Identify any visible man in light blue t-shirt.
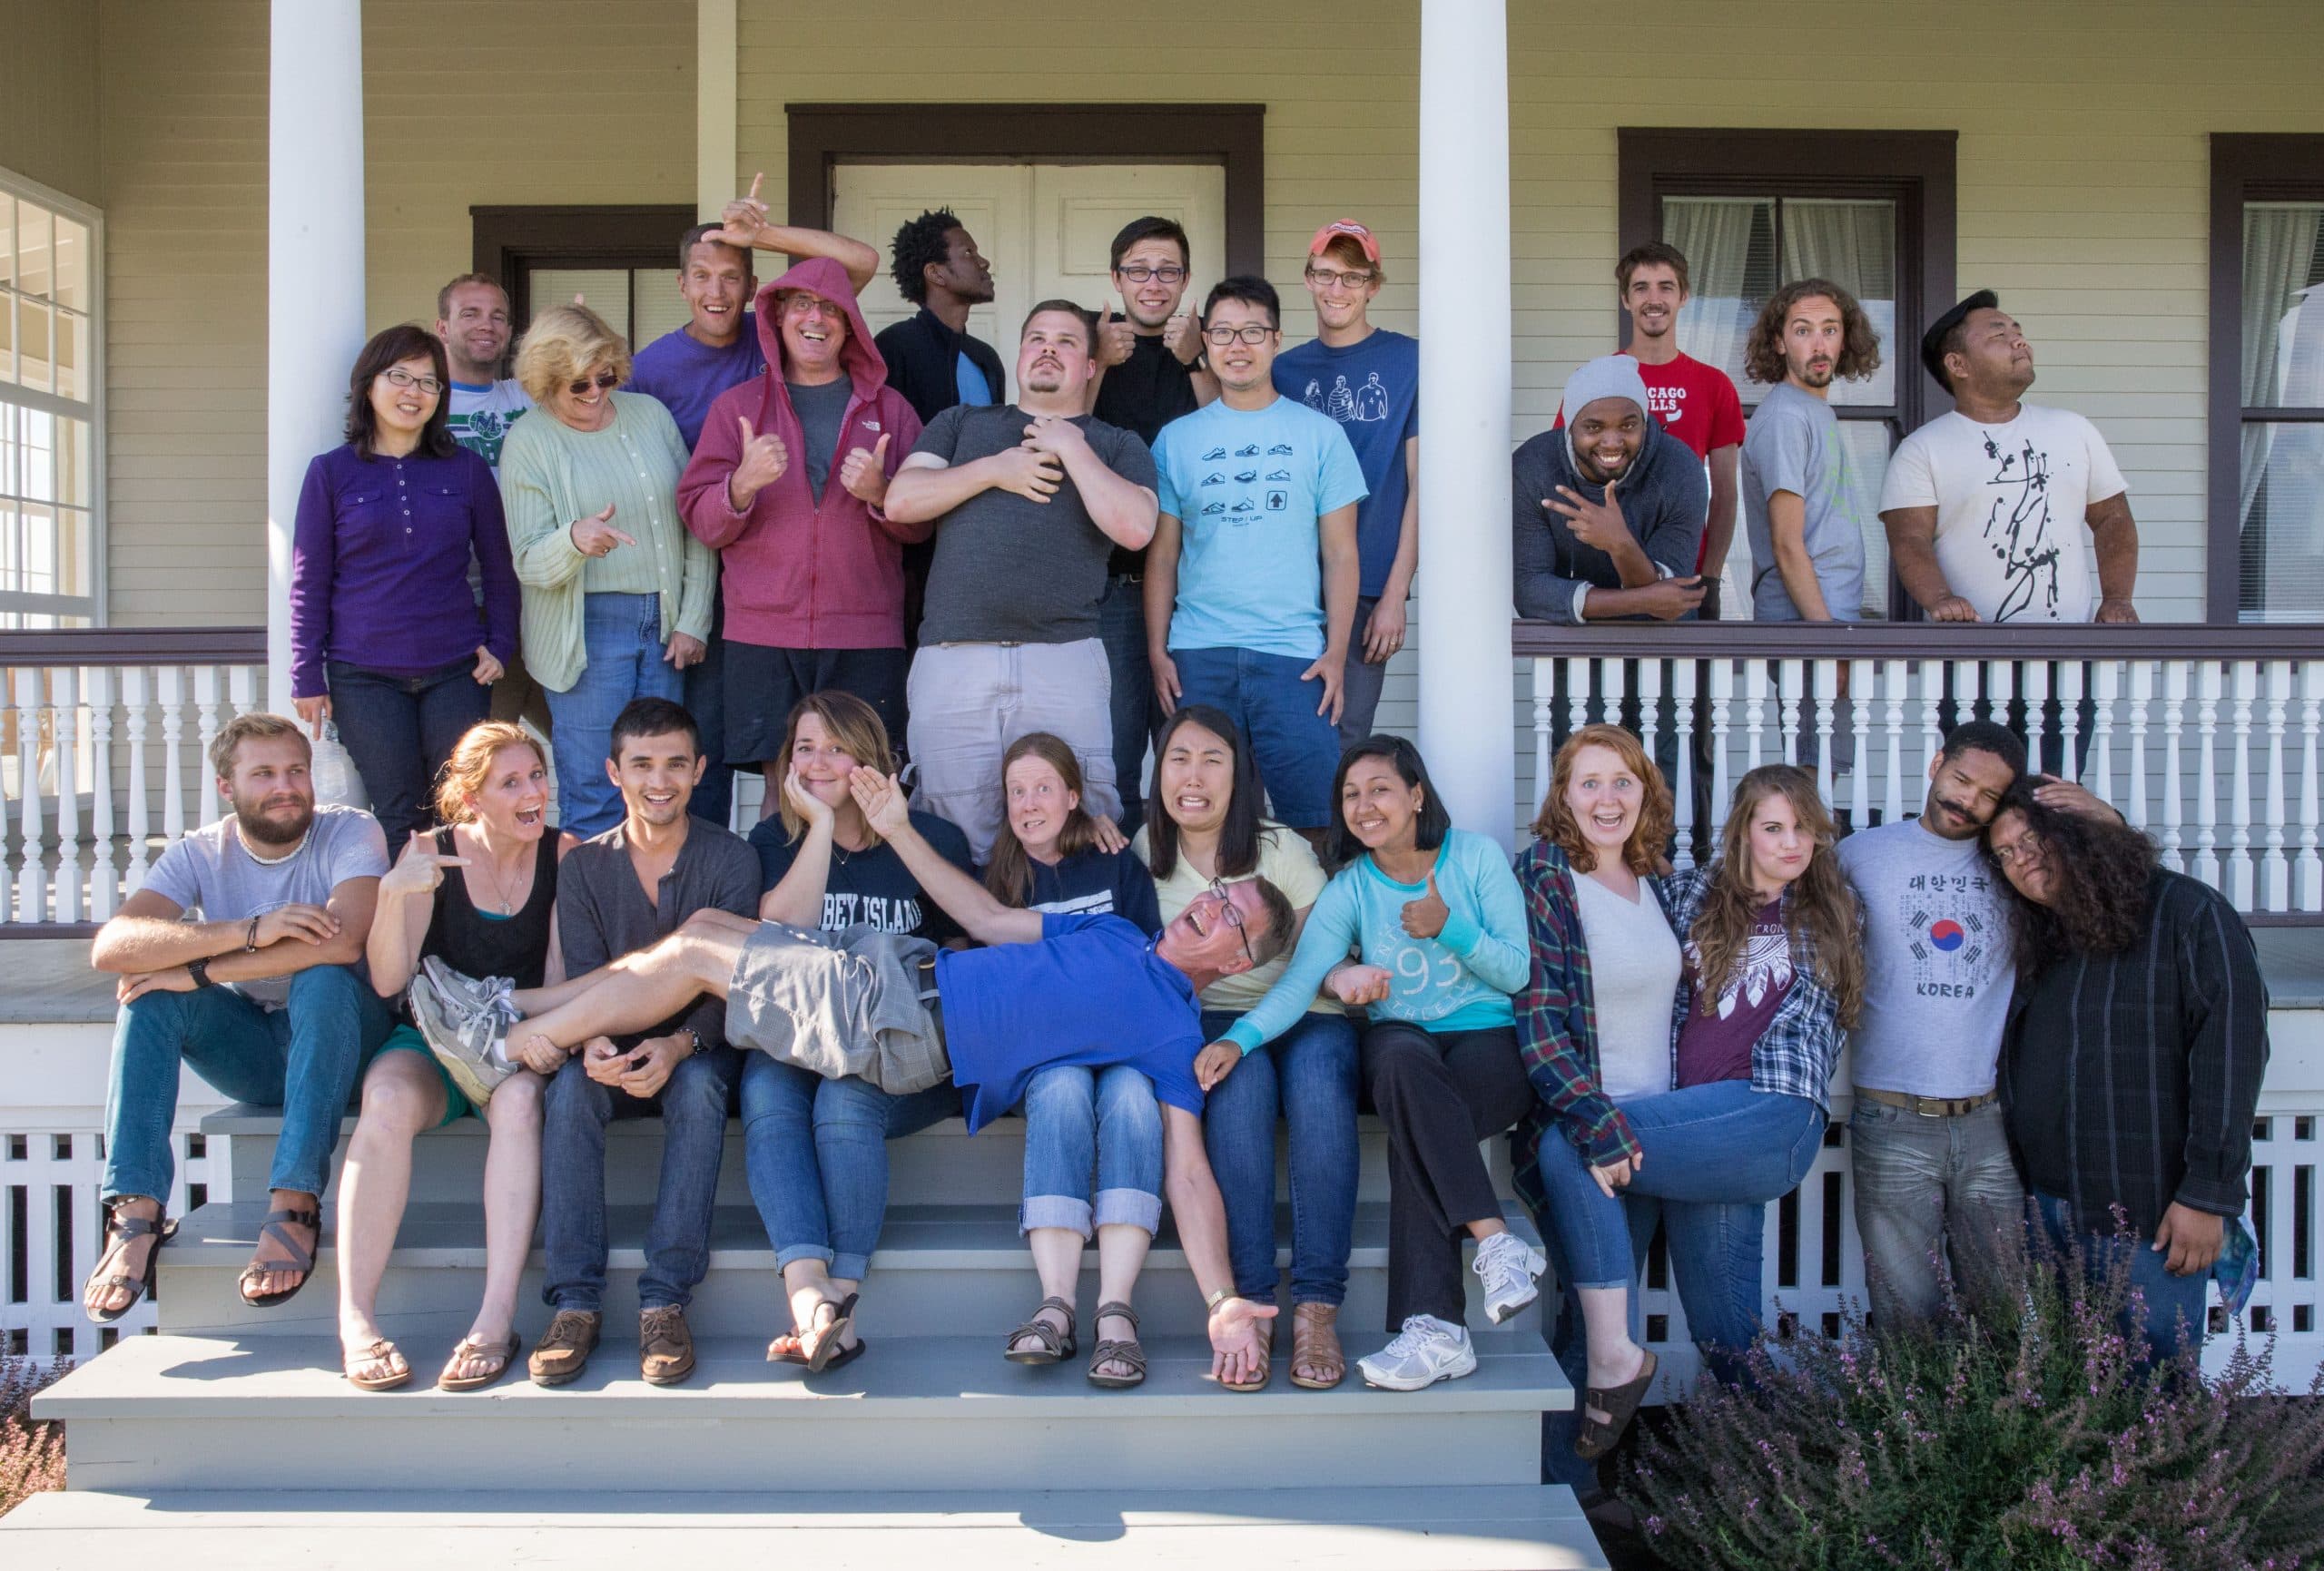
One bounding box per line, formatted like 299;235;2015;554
1147;277;1365;837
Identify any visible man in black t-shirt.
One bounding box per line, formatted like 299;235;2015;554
882;302;1160;862
1088;217;1220;832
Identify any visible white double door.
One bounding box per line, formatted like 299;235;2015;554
833;162;1226;402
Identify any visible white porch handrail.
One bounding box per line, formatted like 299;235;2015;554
1516;621;2324;921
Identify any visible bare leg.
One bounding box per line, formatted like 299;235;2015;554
515;921;744;1053
336;1052;447;1378
1579;1287;1648;1426
441;1070;543;1381
1092;1222;1152;1380
1010;1228;1083;1355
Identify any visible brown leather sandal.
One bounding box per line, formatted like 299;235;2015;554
438;1332;523;1393
1575;1348;1659;1460
343;1338;411;1392
1003;1295;1078;1365
1221;1312;1272;1392
1086;1301;1147;1389
1288;1301;1345;1389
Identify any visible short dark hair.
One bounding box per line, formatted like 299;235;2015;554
1616;241;1691;297
891;208;961;306
1110;215;1191;272
1741;278;1884;388
1201;275;1279;330
435;271;505;321
1021;299;1096;339
1324;735;1452;870
1938;719;2029;781
608;697;700;762
677;222;753;274
1246;876;1298;966
344;324;458;461
1924;288;2001;393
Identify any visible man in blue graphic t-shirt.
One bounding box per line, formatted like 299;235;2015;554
1272;220;1418;747
1147;277;1365;842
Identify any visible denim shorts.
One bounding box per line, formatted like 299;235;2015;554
1169;644;1341;828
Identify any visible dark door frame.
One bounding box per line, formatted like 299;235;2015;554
783;104;1267;278
470;204;697;329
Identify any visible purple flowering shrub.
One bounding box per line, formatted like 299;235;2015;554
1621;1226;2324;1570
0;1353;68;1518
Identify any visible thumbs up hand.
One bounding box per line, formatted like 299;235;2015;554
1400;869;1452;940
1163;310;1201;365
1094;300;1136;369
839;431;893;505
728;414;790;510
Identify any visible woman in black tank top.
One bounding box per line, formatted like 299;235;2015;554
340;722;563;1394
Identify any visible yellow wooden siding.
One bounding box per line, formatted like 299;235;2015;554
0;0;102;203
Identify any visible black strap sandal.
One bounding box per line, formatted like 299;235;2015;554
1575;1348;1659;1461
84;1203;175;1325
1003;1295;1078;1365
1087;1301;1147;1389
237;1205;321;1309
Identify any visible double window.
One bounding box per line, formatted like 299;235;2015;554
0;169;100;627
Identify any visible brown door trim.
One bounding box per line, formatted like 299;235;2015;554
470;204;698;329
783;103;1267;278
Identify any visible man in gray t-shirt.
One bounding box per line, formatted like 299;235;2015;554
883;302;1160;860
84;715;393;1323
1738;280;1876;624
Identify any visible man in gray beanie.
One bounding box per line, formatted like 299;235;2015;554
1512;354;1708;624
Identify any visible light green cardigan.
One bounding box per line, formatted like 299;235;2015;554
497;391;716;693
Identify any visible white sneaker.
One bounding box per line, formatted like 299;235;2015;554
1473;1231;1548;1324
1357;1314;1477;1391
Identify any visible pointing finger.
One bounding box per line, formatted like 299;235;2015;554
745;171;763;204
610;529;637;548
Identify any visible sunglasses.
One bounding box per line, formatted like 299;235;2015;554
567;370;621;397
1205;877;1258;970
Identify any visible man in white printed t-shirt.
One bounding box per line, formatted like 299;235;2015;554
1879;290;2141;626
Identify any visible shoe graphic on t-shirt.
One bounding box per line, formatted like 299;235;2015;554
1202;501;1226;515
1230;499;1256;513
1236;444;1260;457
1234;469;1258;483
1265;468;1292;482
1267;443;1295;455
1202;446;1227;460
1201;472;1226;486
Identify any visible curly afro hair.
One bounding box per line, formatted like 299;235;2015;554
891;208;962;307
1987;778;2160;973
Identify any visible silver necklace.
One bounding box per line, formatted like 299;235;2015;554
242;828;310;867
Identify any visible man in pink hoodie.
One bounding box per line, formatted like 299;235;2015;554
679;257;925;806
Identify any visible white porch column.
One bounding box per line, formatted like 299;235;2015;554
266;0;366;714
1416;0;1516;846
696;0;739;219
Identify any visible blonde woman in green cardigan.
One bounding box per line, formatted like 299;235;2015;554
501;304;717;836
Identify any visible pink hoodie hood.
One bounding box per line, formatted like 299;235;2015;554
754;256;887;401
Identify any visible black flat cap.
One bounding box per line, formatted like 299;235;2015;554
1920;289;2000;391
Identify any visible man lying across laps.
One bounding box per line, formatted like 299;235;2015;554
412;768;1292;1383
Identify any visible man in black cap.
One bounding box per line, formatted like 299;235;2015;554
1878;291;2140;625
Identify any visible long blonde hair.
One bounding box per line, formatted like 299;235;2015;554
1691;765;1863;1028
432;722;547;827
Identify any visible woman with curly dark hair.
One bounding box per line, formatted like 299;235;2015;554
1986;781;2269;1363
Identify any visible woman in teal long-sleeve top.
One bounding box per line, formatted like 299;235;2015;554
1197;736;1548;1393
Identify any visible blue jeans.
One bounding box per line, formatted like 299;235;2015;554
1169;645;1340;829
538;1044;739;1311
2028;1191;2211;1365
1019;1064;1163;1239
739;1056;960;1281
546;592;686;839
326;656;490;844
1200;1007;1360;1304
103;966;393;1202
1098;574;1159;833
1849;1097;2024;1328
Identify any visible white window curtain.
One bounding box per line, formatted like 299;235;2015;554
1778;201;1896;407
1667;197;1763;397
2238;204;2324;623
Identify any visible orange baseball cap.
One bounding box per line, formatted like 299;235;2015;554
1306;220;1381;262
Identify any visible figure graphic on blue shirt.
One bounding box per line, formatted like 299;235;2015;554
1325;376;1356;422
1352;372;1391;423
1302;378;1325;412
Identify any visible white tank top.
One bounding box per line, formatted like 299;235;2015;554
1572;872;1683;1104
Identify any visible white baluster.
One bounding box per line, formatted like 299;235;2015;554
1709;661;1734;840
0;667;15;922
1777;657;1804;767
2016;660;2043;770
1744;662;1768;773
1672;660;1698;871
1601;656;1626;732
2193;663;2221;892
2262;662;2290;912
2056;663;2085;788
195;666;224;826
123;667;153;893
1810;659;1835;801
1849;659;1872;830
1638;659;1662;769
1532;658;1552;818
2296;662;2321;913
2229;663;2256;910
1920;658;1945;785
230;663;258;718
86;667;117;920
1989;662;2016;752
2126;663;2152;831
1564;656;1589;742
160;666;189;846
14;667;44;923
52;666;82;925
2088;662;2117;808
1883;659;1907;825
2161;662;2187;873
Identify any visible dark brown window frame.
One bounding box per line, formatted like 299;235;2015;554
783;104;1267;280
2208;133;2324;626
470;204;698;333
1618;128;1958;621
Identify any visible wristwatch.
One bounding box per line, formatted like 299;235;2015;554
187;957;216;989
681;1026;705;1056
1205;1286;1230;1311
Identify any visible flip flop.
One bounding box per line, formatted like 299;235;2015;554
802;1292;860;1374
344;1338;411;1393
766;1330;868;1372
1575;1348;1659;1461
438;1332;524;1393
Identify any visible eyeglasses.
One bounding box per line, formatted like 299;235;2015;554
1205;877;1258;969
1118;264;1187;285
1305;267;1375;290
378;368;445;397
1991;830;2045;870
566;370;621;397
1202;323;1276;348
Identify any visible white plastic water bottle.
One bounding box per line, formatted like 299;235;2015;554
310;721;366;809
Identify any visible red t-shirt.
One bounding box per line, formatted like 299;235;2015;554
1554;350;1745;568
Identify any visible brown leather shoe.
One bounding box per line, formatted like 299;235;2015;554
527;1309;601;1388
639;1304;695;1386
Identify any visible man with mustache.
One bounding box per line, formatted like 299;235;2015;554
84;713;394;1322
881;302;1159;861
1738;279;1880;625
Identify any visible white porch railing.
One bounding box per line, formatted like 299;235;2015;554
1518;623;2324;921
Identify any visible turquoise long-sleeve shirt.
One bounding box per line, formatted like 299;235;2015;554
1225;828;1530;1054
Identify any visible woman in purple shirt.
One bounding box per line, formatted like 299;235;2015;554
290;325;519;841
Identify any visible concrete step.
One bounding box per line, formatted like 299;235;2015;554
0;1486;1611;1569
154;1198;1548;1340
36;1330;1571;1494
206;1104;1516;1209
